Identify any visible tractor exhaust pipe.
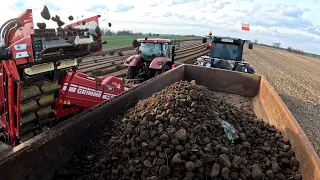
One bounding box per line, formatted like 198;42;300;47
171;46;176;63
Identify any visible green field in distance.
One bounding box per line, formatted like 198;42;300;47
102;36;195;50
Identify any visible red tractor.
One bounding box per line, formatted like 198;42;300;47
123;38;181;81
0;7;131;146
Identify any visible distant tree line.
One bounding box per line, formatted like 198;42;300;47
253;39;320;58
102;28;200;37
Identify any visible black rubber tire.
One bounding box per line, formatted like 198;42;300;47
155;65;171;76
125;67;137;79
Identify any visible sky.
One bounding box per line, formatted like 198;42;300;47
2;0;320;54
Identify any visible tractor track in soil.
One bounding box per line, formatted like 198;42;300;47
79;40;208;77
244;45;320;157
79;42;203;68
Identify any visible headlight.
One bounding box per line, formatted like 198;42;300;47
205;62;211;67
200;61;205;66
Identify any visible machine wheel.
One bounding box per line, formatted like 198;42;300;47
126;67;137;79
155;65;171;76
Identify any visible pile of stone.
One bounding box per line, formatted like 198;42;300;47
61;81;302;180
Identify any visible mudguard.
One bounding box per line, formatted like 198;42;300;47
205;43;212;49
149;57;171;70
124;55;142;68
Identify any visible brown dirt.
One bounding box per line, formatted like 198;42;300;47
244;45;320;157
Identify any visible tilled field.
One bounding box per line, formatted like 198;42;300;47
79;39;209;77
244;45;320;157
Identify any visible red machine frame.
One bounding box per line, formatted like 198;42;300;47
0;9;128;146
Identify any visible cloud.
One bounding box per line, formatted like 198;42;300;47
163;12;173;17
171;0;194;5
14;0;26;7
86;4;107;12
150;3;159;7
11;0;26;11
216;2;231;9
0;0;319;54
114;3;134;12
45;2;61;11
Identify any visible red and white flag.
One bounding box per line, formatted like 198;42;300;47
242;23;250;31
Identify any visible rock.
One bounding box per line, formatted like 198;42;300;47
143;160;152;168
123;169;130;176
242;167;251;178
271;162;281;173
160;134;169;142
266;170;274;180
294;174;302;180
172;153;182;164
139;130;150;141
205;154;215;162
170;117;178;125
239;132;246;141
175;129;187;141
185;172;194;180
275;173;286;180
181;121;190;128
203;137;210;144
131;147;138;154
194;159;203;168
210;163;220;177
112;169;119;174
156;146;162;152
185;161;195;171
280;157;290;164
242;142;251;149
230;172;238;179
157;159;166;166
150;176;158;180
148;142;157;149
159;165;170;177
283;144;290;152
175;145;184;151
221;147;229;154
171;138;180;146
251;165;263;180
219;154;231;168
290;157;299;166
221;167;230;180
87;155;95;161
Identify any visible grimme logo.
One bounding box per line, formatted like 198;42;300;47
63;83;115;99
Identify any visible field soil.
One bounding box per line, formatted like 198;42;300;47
102;36;197;50
244;45;320;157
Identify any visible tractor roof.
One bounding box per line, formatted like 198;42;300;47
214;36;242;41
137;38;171;43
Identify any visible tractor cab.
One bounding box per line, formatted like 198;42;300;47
136;38;171;60
124;38;180;81
197;36;255;74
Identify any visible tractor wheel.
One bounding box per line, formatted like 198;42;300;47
155;65;171;76
126;67;137;79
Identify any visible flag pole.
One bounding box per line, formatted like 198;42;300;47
241;23;243;39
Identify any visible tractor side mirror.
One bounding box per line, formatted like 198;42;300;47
101;41;108;44
132;40;141;48
249;42;253;49
202;38;207;43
